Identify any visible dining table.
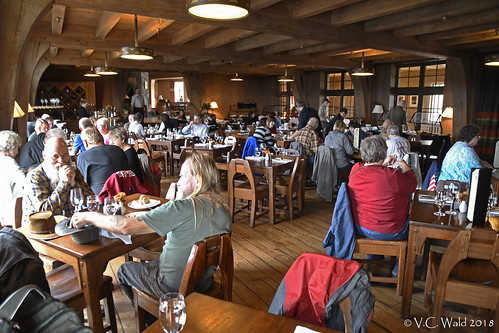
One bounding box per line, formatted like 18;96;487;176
28;193;167;333
193;143;232;160
147;137;186;175
400;189;497;318
144;292;341;333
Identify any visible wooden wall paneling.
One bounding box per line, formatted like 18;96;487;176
444;58;469;140
302;71;321;111
351;74;371;121
371;64;393;125
183;72;203;116
0;0;52;131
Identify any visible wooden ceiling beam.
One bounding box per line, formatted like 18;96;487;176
263;39;321;54
365;0;496;32
138;18;175;42
290;42;348;56
235;33;292;52
51;4;66;35
95;11;122;39
163;55;183;63
50;46;59;57
52;0;457;58
418;22;499;42
293;0;358;19
330;0;436;27
250;0;283;11
441;30;499;46
81;49;94;57
171;24;218;45
394;8;499;37
205;29;257;49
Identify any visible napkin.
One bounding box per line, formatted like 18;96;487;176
272;158;291;164
294;326;319;333
100;229;132;244
245;156;265;161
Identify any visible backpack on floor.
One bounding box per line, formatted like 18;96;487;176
0;285;94;333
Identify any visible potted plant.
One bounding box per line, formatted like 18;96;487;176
201;102;211;113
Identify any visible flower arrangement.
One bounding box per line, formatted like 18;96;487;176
263;149;271;155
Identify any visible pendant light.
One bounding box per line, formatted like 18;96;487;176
351;52;374;76
95;52;118;75
485;54;499;66
186;0;250;20
84;66;100;77
277;65;294;82
230;73;243;81
120;15;154;60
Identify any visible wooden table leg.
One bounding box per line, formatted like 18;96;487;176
401;226;418;318
268;168;275;224
80;259;105;333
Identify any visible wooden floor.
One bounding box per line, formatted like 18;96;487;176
100;176;482;333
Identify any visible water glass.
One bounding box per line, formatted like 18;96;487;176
70;188;83;213
159;292;186;333
487;192;497;223
87;195;100;212
433;190;446;217
103;197;118;215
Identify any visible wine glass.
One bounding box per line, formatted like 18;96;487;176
159;292;186;333
87;195;100;212
444;183;459;215
434;190;446;217
254;147;260;157
487;192;497;224
103;197;118;215
70;188;83;213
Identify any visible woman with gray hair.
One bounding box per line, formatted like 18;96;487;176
0;131;26;226
348;135;416;276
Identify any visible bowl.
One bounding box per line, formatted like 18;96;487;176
70;225;100;244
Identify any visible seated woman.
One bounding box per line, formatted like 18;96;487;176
109;126;143;183
348;136;416;275
438;124;492;184
253;117;274;149
324;120;354;176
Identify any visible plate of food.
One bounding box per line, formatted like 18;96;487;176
127;195;161;210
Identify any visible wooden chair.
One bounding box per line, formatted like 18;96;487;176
423;229;499;332
46;264;118;333
275;156;303;220
179;146;197;165
124;236;166;262
132;233;234;332
353;237;407;296
135;139;168;176
228;158;269;227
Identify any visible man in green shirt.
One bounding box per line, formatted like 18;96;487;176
71;153;232;301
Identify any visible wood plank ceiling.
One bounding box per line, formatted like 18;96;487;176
30;0;499;77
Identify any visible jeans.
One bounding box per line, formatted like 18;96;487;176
337;162;353;185
354;219;410;276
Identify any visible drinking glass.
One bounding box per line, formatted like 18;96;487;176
444;184;459;215
70;188;83;213
487;192;497;224
159;292;186;333
434;190;446;217
254;148;260;157
103;197;118;215
87;195;100;212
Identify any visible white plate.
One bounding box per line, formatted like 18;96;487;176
127;199;161;210
125;211;148;218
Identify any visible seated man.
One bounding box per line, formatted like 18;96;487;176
129;112;146;142
181;114;207;137
77;127;129;195
19;128;66;171
325;108;347;136
96;117;111;145
345;120;366;143
71;153;232;301
379;119;393;141
28;118;49;141
72;117;93;156
386;125;410;161
23;137;93;223
348;136;416;276
290;117;320;176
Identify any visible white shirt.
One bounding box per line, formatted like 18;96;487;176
0;154;25;226
386;135;411;161
182;123;207;137
131;93;145;108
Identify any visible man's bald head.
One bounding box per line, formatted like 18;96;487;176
308;117;319;129
382;119;393;133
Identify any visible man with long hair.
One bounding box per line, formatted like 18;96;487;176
71;153;231;301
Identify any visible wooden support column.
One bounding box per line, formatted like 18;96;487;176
0;0;52;132
183;72;203;114
444;58;470;140
351;73;372;121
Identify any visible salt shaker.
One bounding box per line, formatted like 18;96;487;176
459;201;467;213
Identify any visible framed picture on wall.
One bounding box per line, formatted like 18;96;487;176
409;95;418;107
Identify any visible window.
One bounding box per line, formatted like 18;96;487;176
395;61;445;133
325;72;354;118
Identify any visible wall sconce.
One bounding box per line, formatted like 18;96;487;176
442;106;453;118
13;101;25;118
28;103;35;113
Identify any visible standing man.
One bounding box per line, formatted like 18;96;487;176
77;127;129;195
182;114;208;137
296;98;323;138
387;99;407;131
131;88;146;123
71;153;231;301
318;98;329;128
386;125;411;161
23;137;93;223
78;99;90;119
